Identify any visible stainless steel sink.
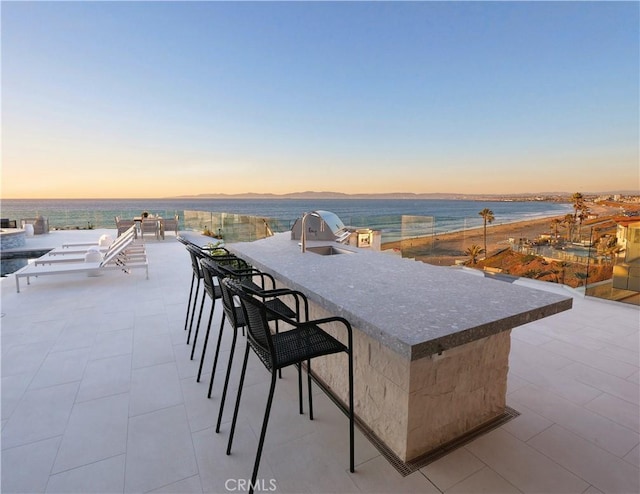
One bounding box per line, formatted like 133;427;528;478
306;246;353;256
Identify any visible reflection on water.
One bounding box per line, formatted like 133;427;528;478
1;258;28;277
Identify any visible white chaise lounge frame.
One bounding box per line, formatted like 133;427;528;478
47;225;137;256
36;228;144;265
14;233;148;293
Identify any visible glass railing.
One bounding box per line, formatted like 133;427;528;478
1;209;186;232
506;220;638;305
3;202;637;305
182;210;290;243
183;211;438;245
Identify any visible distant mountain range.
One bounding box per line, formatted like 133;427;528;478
171;190;639;200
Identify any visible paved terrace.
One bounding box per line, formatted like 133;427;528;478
1;230;638;493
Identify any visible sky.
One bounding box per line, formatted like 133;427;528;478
1;1;638;199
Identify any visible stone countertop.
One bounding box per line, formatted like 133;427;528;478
228;233;573;361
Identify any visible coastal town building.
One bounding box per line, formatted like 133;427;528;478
613;217;640;292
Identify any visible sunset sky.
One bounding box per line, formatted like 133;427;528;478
2;1;638;199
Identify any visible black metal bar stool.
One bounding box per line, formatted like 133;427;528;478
194;253;250;381
223;278;354;494
184;245;243;361
177;237;200;337
200;258;308;434
194;254;262;383
179;238;223;341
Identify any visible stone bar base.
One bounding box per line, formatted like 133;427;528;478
406;330;510;460
305;300;511;462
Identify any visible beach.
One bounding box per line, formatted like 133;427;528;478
383;204;623;266
2;198;628;267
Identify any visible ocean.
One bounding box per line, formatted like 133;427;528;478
1;198;572;241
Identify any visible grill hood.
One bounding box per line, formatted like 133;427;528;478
290;210;350;243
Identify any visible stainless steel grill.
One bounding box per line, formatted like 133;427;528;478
291;210;350;243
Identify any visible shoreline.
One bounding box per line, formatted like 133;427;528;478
382;204;622;266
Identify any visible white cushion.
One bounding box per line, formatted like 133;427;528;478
98;234;113;247
85;247;103;276
84;247;103;263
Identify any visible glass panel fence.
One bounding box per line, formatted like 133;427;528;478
3;203;636;305
182;211;290;243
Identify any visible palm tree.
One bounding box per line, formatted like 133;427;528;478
571;192;584;221
550;218;562;242
562;214;576;242
478;208;495;258
465;244;484;265
576;203;590;242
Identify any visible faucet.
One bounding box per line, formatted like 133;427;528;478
300;211;320;253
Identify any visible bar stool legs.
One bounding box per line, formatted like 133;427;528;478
183;272;196;333
196;301;218;382
225;346;355;494
186;277;201;345
207;314;227;398
250;371;277;491
215;320;239;433
189;288;208;360
226;345;250;456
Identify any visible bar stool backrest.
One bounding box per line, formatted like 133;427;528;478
201;258;244;330
199;254;218;300
185;244;204;280
223;278;273;368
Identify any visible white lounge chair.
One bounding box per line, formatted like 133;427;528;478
38;227;143;263
55;225;135;253
35;247;147;266
14;233;148;293
61;232;116;250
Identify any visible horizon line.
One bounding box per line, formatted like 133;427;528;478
2;189;639;201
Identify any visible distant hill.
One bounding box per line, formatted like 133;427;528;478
171;190;639;201
173;191;453;199
172;191;524;200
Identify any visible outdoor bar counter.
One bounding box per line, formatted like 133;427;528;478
227;233;573;462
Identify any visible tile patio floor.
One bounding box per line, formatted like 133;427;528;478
1;230;638;493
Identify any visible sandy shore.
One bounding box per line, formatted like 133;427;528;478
382;203;622;266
